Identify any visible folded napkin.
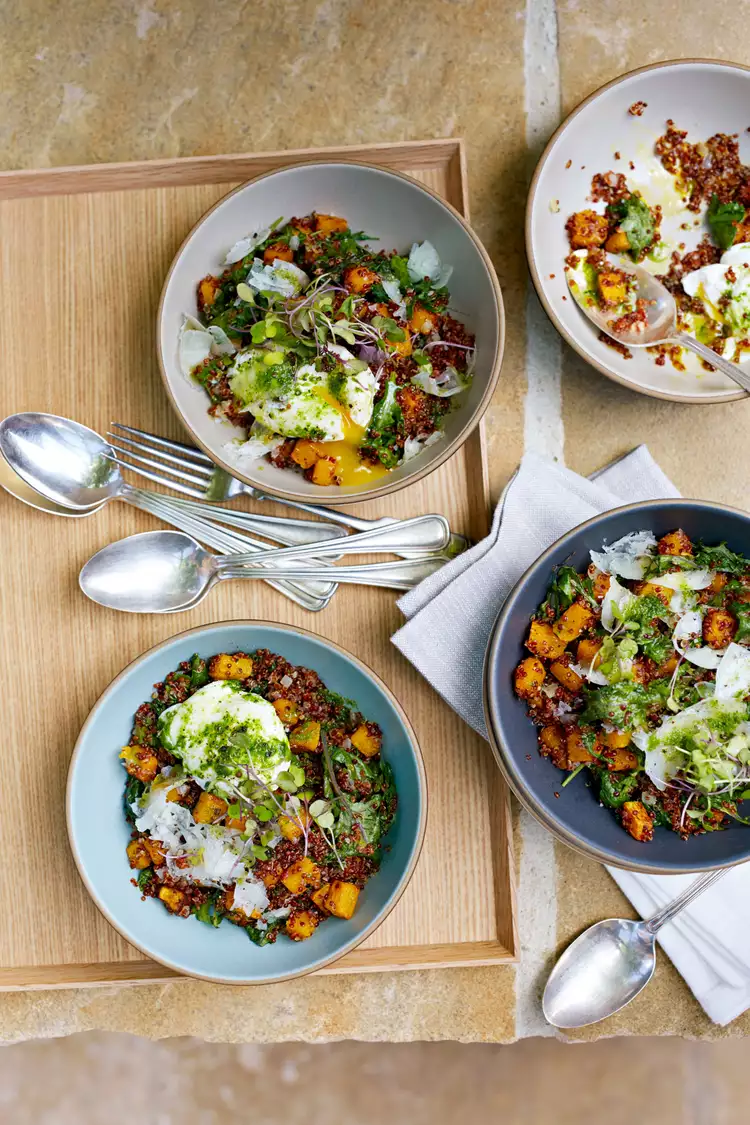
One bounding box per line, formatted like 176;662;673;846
393;446;750;1025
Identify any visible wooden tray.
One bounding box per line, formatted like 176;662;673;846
0;138;517;989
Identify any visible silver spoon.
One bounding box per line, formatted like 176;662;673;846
567;258;750;392
80;530;446;613
0;412;344;546
543;868;727;1028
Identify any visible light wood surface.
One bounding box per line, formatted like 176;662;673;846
0;139;517;988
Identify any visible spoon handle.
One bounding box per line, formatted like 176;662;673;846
645;869;728;935
672;331;750;393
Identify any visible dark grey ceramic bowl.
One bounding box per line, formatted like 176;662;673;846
484;499;750;874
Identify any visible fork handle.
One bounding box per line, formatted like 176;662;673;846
247;488;397;532
219;556;445;591
671;331;750;393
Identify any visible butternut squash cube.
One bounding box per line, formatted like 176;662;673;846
603;729;633;750
281;856;322;895
633;580;672;607
566;728;600;764
263;241;294;264
208;652;253;680
526;620;567;660
576;637;602;667
549;661;583;693
344;265;379;293
350;723;381;758
126;838;151;870
278;811;310;842
143;837;166;866
539;724;567;768
657;529;693;556
408;304;435;334
158;886;189;914
310;457;340;487
315;213;348;233
592;571;611;601
513;657;546;700
289;719;321;752
553;601;596;644
193;792;228;824
605;229;631;253
273;698;300;725
291;440;321;470
286;910;319;941
567;209;609;249
119;745;159;784
703;609;738;649
386;331;412;357
197;275;220;313
621;800;654;842
607;748;639;771
310;884;332;912
597;270;628;305
225;812;247;832
324;880;360;919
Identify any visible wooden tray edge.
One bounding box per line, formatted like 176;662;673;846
0;941;517;992
1;137;517;987
0;138;465;200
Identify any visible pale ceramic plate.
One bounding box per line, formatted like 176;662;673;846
158;161;504;504
67;621;427;984
527;59;750;403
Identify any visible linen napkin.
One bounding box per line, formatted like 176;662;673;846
393;446;750;1025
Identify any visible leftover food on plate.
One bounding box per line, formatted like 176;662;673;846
121;650;397;944
564;121;750;369
178;213;475;486
513;528;750;843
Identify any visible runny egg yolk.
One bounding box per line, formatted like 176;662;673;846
311;388;390;486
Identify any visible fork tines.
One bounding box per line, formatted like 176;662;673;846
107;425;214;498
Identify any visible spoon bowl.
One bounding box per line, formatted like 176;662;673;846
566;258;750;393
0;448;106;517
0;412;122;509
80;531;218;613
543;917;655;1028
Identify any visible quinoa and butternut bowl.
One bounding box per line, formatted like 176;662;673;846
527;59;750;401
485;500;750;874
158;161;503;503
67;622;426;983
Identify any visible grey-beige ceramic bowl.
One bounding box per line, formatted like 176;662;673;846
484;500;750;875
527;59;750;403
67;621;427;984
158;160;504;504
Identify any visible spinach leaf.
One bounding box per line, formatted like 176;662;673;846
362;378;403;469
579;680;670;730
538;565;597;617
731;602;750;644
246;919;283;947
189;653;209;690
621;595;673;664
194;894;223;928
707;194;746;251
606;193;656;258
693;541;750;575
136;867;154;892
124;776;145;824
595;769;640;809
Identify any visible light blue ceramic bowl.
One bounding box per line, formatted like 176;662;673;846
67;621;427;984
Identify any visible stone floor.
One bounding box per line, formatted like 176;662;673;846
2;1033;749;1123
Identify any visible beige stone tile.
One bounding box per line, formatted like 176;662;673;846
557;1;750;115
0;1032;712;1125
560;348;750;508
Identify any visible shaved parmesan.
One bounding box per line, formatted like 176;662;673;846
715;643;750;701
224;221;283;266
207;324;236;355
601;576;636;631
231;876;270;918
246;257;308;298
589;530;657;580
651;569;714;592
406;240;453;288
226;422;285;467
411;365;468;398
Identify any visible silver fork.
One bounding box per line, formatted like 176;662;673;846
109;423;469;556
